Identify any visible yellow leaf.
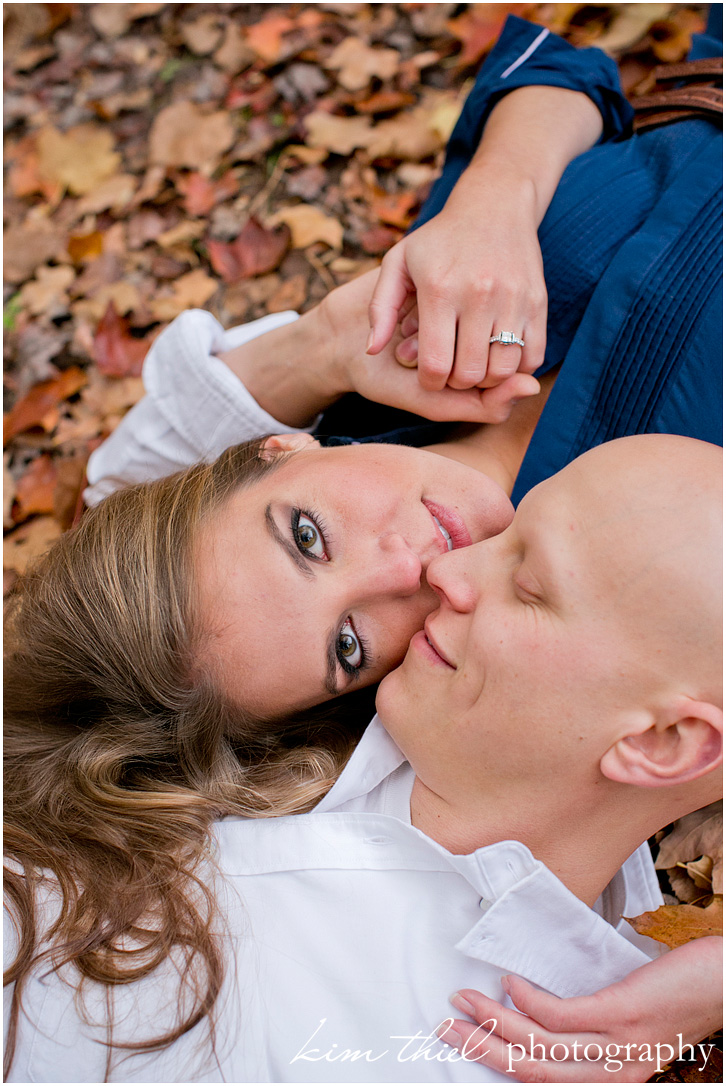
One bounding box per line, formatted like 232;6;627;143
36;125;120;197
304;112;373;156
625;896;723;949
150;269;217;322
268;205;344;250
596;4;674;55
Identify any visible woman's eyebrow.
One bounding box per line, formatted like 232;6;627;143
264;504;314;579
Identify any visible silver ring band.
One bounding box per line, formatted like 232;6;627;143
489;331;525;347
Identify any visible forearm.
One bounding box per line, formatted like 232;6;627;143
217;304;347;428
446;84;603;226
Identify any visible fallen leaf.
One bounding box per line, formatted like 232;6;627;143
266;274;309;313
92;303;152;378
149;269;218;322
149;101;236;171
245;14;295;65
176;171;240;217
53;456;88;530
649;9;706;64
366;93;456;160
92;87;153;121
354;89;417;115
156;220;207;248
3;221;67;285
596;4;674;55
325;37;400;92
447;5;534;68
358;224;403;254
286;144;329;166
269;205;344;249
36;124;121;197
625;897;722;949
75;174;137;215
14;454;58;522
207;218;291;282
68;232;104;264
180;13;225;56
3;516;63;576
18;265;75;318
303;111;373;155
4;368;88;445
213;24;256;74
371;191;419;230
656;802;723;896
89;4;132;38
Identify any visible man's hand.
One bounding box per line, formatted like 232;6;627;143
437;938;722;1082
320;268;540;425
366;170;548;393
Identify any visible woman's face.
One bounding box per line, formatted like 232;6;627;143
194;436;513;716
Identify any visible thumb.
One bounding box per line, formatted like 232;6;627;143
367;245;413;355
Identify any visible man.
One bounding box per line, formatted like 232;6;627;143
11;435;722;1083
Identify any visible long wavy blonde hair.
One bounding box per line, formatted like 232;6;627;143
4;438;374;1078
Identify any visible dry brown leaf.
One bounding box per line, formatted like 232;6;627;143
36;125;121;197
75;174;137;215
625;896;722;949
157;220;207;249
269;205;344;250
207;218;291;283
4;455;17;530
447;5;534;68
371;191;419;230
180;13;225;56
325;37;400;92
366;94;455;160
89;4;133;38
4;516;63;576
656;802;723;896
14;454;58;522
149;101;236;171
354;89;417;115
267;274;309;313
176;171;240;217
149;269;218;322
303;112;374;155
3;221;67;285
19;265;75;317
649;9;706;64
213;24;256;74
596;4;674;55
4;368;88;445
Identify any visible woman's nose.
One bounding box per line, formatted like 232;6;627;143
426;548;478;613
363;533;423;598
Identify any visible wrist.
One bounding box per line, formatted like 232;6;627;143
447;156;541;224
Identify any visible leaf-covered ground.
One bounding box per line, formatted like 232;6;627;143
3;5;722;1079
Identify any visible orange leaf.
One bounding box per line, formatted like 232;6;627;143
358;224;403;255
68;231;104;264
372;191;420;230
207;218;291;283
14;454;58;521
245;15;294;65
4;368;87;446
625;896;723;949
176;171;240;217
447;4;534;68
92;302;151;379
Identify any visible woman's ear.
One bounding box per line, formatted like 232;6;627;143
260;433;320;460
601;697;723;787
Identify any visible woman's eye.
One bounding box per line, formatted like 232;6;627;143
337;619;363;670
293;512;327;559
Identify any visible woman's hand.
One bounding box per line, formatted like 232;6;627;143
366;169;548;393
319;268;540;425
437;938;723;1082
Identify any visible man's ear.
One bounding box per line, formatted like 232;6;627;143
260;433;320;460
600;697;722;788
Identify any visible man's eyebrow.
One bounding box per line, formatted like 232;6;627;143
265;503;340;697
264;504;314;579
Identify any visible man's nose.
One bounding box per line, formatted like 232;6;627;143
426;548;478;613
362;533;423;599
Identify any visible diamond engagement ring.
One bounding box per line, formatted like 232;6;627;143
489;331;525;347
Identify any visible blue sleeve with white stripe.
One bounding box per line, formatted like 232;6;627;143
446;16;632;159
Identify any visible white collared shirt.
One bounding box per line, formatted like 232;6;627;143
6;719;663;1084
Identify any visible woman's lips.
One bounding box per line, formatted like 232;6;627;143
422;500;472;550
411;624;455;669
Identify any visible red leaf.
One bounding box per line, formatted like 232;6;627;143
4;367;87;445
358;224;403;255
448;5;535;68
207;217;291;283
176;171;240;217
92;301;151;378
14;454;58;521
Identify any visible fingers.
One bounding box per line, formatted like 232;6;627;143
367;247;413;355
504;976;595;1034
415;295;458;391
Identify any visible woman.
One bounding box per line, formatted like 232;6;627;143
5;13;722;1082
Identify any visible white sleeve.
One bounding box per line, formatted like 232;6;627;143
84;308;310;506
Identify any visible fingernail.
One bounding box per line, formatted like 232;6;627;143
450;992;476;1016
398;337;418;361
436;1021;463;1048
366;330;375;353
500;976;512;995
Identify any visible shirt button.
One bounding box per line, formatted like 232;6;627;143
479;897;493;912
366;836;391;845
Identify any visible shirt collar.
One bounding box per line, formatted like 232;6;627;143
312;714;405;813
